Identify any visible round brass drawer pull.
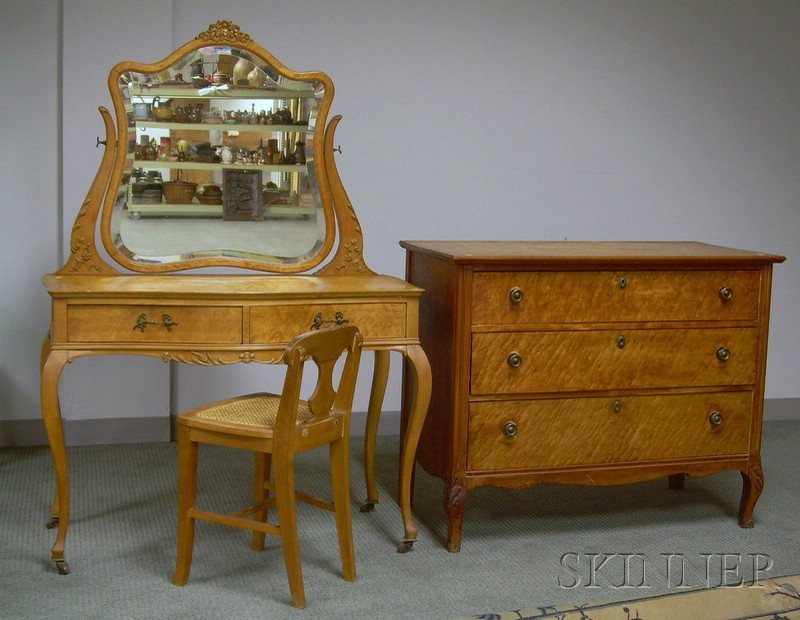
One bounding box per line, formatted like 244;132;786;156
708;411;724;426
507;352;523;369
508;287;524;304
616;334;627;349
719;286;733;301
716;347;731;362
503;421;518;438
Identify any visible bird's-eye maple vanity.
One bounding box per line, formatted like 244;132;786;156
40;21;431;575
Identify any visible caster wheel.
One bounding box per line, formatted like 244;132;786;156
359;501;376;513
55;560;70;575
396;540;414;554
46;516;59;529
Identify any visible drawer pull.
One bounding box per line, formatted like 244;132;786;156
133;313;178;332
716;347;731;362
503;421;518;438
508;287;525;304
612;400;622;413
616;334;627;349
507;352;523;369
718;286;733;301
310;311;349;330
708;411;724;426
618;274;627;289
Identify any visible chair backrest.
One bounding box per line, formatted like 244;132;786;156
274;325;363;437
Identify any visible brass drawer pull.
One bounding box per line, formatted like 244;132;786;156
310;311;349;330
503;421;518;438
616;334;627;349
612;400;622;413
507;352;523;369
618;274;627;289
708;411;724;426
508;287;524;304
718;286;733;301
133;313;178;332
716;347;731;362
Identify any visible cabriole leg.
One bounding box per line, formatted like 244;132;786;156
360;350;389;513
40;348;71;574
396;344;431;552
739;463;764;528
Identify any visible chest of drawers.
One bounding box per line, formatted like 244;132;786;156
400;241;784;552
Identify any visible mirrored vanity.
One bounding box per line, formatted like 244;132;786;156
41;21;431;574
110;37;329;268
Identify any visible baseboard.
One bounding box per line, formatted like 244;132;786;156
0;409;403;447
0;416;172;448
1;400;795;448
762;397;799;421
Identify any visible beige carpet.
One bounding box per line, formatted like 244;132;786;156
456;573;800;619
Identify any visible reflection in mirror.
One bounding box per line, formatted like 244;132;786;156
109;44;328;268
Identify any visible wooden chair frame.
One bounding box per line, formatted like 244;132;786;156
173;325;363;608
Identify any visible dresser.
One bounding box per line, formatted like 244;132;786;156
40;22;432;575
400;241;784;552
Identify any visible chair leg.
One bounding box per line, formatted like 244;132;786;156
330;436;356;582
252;452;272;551
274;454;306;608
174;425;198;586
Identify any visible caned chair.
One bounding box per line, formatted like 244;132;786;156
173;325;364;608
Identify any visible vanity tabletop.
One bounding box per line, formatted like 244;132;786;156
42;272;423;300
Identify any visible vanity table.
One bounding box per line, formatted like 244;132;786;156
41;21;431;575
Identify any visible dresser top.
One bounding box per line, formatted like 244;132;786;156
400;241;785;267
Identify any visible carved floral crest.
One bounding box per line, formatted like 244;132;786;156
196;20;253;44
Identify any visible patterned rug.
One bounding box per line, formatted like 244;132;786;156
456;574;800;620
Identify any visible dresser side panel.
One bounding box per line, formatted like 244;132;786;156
748;264;776;461
405;251;463;480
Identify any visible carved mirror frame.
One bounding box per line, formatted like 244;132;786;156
59;20;371;276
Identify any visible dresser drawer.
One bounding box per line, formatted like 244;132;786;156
67;305;243;344
249;303;407;343
467;391;752;471
471;327;758;394
472;270;760;325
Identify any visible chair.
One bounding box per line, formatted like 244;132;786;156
173;325;364;608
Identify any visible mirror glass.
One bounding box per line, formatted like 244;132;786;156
109;45;327;268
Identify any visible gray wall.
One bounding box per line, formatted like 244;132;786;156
2;0;798;446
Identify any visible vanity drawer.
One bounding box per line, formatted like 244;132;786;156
470;327;758;395
249;303;407;343
66;305;243;344
467;391;752;471
472;270;761;325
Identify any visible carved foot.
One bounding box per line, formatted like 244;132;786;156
359;501;376;513
444;478;466;553
447;540;462;553
46;515;60;529
396;540;414;553
54;559;70;575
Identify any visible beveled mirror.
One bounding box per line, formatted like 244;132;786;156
64;20;368;275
